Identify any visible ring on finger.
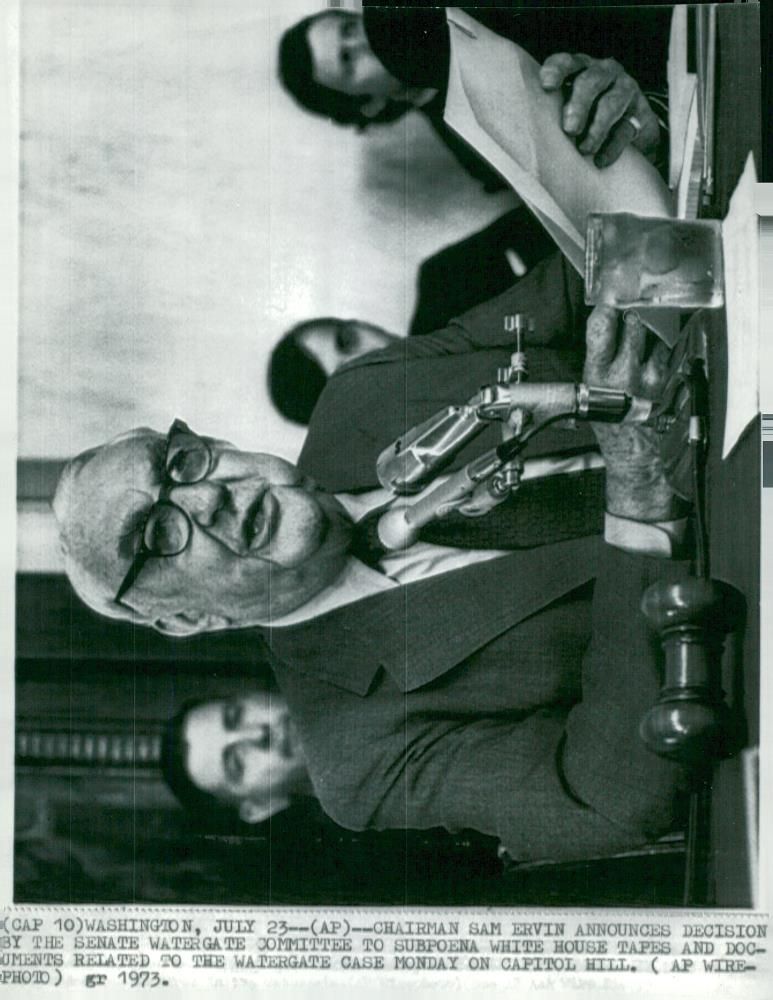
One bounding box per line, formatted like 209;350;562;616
624;114;643;138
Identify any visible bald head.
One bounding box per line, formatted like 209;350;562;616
53;428;163;625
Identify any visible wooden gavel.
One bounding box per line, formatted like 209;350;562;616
639;577;740;765
637;343;743;767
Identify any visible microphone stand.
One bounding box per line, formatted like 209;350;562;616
376;314;655;551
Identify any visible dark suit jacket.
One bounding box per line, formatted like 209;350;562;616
268;537;689;863
363;4;673;95
268;259;689;863
409;206;557;336
302;249;596;491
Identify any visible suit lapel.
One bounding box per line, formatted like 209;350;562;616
267;535;601;695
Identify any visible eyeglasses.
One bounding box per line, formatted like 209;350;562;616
114;419;214;606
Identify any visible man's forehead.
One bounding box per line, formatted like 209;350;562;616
298;320;339;345
188;698;226;731
72;431;166;563
309;14;343;77
183;703;228;796
190;694;272;718
186;700;225;730
313;11;342;38
96;433;162;494
84;429;165;481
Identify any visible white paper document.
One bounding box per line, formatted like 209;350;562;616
667;4;697;192
721;152;759;459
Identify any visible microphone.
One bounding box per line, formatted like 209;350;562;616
377;383;654;496
376;385;655;551
377;450;502;551
376;404;487;494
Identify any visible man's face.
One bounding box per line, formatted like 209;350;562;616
66;427;352;629
182;693;304;817
307;11;401;99
297;319;396;377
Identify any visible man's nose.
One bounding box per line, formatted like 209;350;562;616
167;480;228;528
168;477;265;550
239;727;270;751
343;30;368;57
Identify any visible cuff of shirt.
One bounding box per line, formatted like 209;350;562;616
604;512;688;559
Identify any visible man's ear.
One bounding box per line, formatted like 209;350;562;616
359;94;389;119
153;610;232;637
238;795;290;825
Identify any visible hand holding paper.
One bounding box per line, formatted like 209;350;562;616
444;8;677;343
539;52;662;167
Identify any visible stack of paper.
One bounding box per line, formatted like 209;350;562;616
721;153;759;459
668;4;716;218
667;5;697;193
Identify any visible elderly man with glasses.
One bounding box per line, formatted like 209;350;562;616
54;306;690;864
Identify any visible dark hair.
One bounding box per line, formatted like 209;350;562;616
268;319;336;425
278;10;409;129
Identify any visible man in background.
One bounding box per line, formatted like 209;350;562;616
268;209;557;425
279;6;667;175
269;317;396;425
162;690;311;826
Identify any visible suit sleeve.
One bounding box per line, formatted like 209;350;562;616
468;5;673;96
274;546;691;864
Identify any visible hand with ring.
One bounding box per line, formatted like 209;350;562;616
539;53;662;168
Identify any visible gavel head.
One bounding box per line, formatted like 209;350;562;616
639;578;743;765
640;697;731;764
640;577;740;634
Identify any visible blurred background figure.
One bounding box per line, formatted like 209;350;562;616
269;317;397;425
279;6;508;192
162;691;312;827
18;0;517;479
268;205;557;425
279;6;669;179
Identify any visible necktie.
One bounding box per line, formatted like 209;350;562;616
349;508;391;569
351;467;605;562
